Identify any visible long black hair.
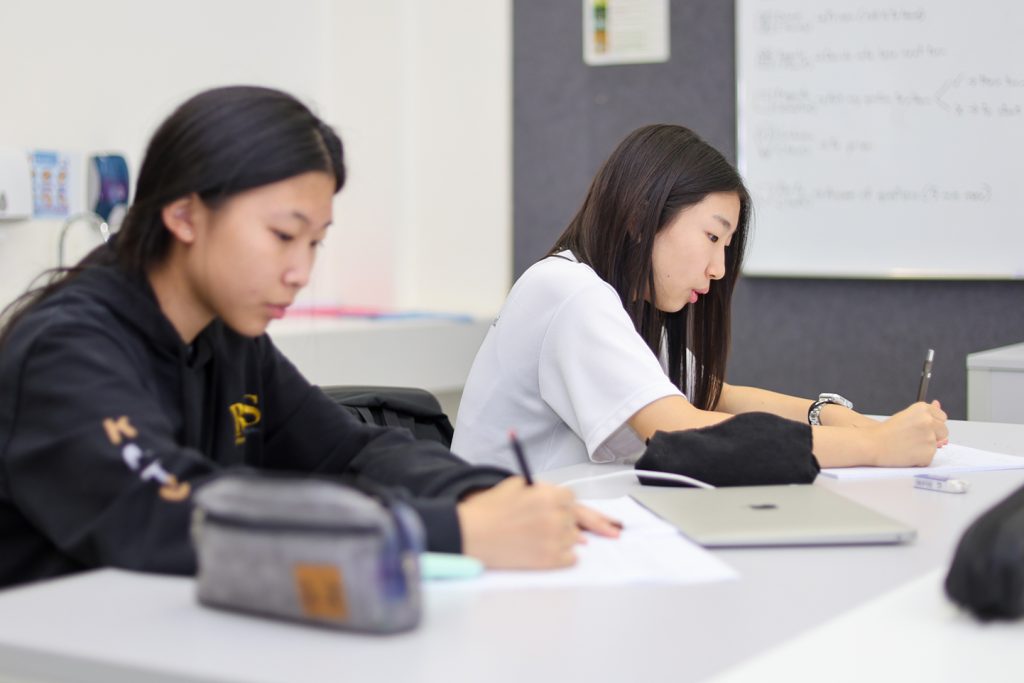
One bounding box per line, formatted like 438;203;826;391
0;85;345;346
549;124;751;411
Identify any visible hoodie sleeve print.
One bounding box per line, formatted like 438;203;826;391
3;322;219;575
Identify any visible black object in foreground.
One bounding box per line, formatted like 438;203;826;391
946;481;1024;621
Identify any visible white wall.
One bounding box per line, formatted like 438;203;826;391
0;0;510;318
399;2;512;315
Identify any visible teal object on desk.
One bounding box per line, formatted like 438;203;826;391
420;552;484;580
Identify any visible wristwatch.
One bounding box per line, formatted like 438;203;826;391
807;393;853;426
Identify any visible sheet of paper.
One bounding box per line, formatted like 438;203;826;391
427;497;737;591
821;443;1024;480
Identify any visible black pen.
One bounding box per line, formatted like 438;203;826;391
508;430;534;485
917;348;934;402
509;429;624;531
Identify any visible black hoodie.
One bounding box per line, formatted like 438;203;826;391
0;264;510;588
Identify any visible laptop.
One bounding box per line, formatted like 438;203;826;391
631;484;916;547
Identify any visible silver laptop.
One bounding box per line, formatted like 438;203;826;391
631;484;916;547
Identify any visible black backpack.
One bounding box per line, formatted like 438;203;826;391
321;385;454;448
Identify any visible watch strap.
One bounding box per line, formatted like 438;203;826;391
807;393;853;426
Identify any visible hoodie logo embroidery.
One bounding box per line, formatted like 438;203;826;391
229;394;261;445
104;417;191;503
103;416;138;445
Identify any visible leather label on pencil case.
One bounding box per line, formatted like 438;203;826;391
293;564;348;620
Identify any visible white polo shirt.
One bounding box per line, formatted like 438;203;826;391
452;251;685;472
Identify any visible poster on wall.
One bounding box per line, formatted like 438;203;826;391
30;150;83;218
583;0;670;66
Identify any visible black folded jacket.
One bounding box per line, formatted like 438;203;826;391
634;412;819;487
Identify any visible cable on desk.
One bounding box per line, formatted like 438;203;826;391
559;469;714;489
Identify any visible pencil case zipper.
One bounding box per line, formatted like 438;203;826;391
202;511;378;536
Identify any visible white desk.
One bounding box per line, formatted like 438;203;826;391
967;341;1024;424
1;420;1023;683
715;568;1024;682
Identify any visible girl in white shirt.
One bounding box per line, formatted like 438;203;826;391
453;124;948;472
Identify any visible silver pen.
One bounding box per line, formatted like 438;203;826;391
916;348;934;402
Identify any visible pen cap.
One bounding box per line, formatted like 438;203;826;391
420;552;484;580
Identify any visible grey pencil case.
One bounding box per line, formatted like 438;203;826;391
191;473;424;633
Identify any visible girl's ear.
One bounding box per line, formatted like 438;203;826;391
161;195;201;244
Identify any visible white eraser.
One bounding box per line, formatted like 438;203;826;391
914;474;968;494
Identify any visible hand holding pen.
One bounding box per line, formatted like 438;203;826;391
853;350;949;467
454;432;621;569
916;348;947;448
508;430;622;534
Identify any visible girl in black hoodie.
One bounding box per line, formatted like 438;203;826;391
0;86;617;588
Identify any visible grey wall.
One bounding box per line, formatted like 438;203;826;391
514;1;737;273
513;0;1024;419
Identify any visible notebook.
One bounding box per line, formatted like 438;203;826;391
631;484;916;547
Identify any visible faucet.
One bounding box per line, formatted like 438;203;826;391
58;211;111;267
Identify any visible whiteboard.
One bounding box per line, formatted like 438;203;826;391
737;0;1024;278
